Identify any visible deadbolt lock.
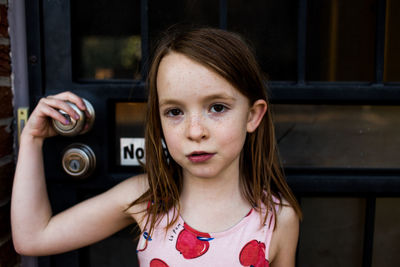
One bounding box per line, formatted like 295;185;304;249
52;98;95;136
62;143;96;179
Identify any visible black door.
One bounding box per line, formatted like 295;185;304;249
24;0;400;266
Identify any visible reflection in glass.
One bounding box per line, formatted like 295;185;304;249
372;198;400;266
149;0;219;52
71;0;141;80
273;104;400;169
79;36;141;80
306;0;376;81
298;197;365;266
228;0;297;81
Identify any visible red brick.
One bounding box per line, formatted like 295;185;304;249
0;86;12;118
0;203;10;239
0;126;13;158
0;238;20;267
0;45;10;76
0;5;9;38
0;162;14;202
0;204;19;267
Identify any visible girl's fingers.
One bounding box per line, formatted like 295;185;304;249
39;97;80;121
40;103;71;125
48;91;87;111
24;92;89;138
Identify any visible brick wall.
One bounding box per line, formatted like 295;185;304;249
0;0;19;266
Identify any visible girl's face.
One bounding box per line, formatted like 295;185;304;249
157;52;266;181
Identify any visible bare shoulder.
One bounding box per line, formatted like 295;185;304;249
107;174;149;217
269;199;300;267
276;200;299;230
114;173;149;204
114;173;149;199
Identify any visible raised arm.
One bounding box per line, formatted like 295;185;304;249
11;92;148;256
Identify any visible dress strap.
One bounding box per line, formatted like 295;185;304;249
264;196;279;260
264;209;275;260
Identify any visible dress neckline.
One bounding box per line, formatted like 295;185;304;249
177;208;254;239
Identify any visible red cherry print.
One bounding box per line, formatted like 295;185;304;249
150;258;169;267
176;223;213;259
239;240;269;267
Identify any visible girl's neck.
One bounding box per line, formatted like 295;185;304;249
181;168;243;204
179;170;252;232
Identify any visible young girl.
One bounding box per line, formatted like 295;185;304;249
11;27;301;266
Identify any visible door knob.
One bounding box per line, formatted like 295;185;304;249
62;143;96;179
52;98;95;136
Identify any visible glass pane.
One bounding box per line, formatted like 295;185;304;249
372;198;400;266
71;0;141;80
273;104;400;169
149;0;219;51
115;102;147;166
297;197;365;267
306;0;376;81
384;0;400;82
228;0;297;81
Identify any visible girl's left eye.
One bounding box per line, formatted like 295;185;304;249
210;104;227;113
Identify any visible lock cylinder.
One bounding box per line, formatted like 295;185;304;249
52;98;95;136
62;143;96;179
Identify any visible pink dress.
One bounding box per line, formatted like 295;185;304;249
136;204;275;267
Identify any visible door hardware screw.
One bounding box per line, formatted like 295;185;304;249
29;55;37;64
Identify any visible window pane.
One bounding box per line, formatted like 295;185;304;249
273;104;400;169
298;197;365;267
228;0;297;81
71;0;141;80
306;0;376;81
372;198;400;266
384;0;400;82
149;0;219;51
115;102;147;167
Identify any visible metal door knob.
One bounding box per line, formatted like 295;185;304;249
62;143;96;178
52;98;95;136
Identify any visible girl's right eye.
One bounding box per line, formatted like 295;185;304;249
165;108;183;117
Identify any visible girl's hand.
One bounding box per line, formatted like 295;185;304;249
23;91;87;140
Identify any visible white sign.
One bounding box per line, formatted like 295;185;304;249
120;138;145;166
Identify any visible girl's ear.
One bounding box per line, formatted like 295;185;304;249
247;99;267;133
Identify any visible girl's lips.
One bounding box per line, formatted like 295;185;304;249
187;152;215;163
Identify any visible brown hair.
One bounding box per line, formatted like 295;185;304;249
130;27;302;235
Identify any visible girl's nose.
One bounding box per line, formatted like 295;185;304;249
186;115;208;141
